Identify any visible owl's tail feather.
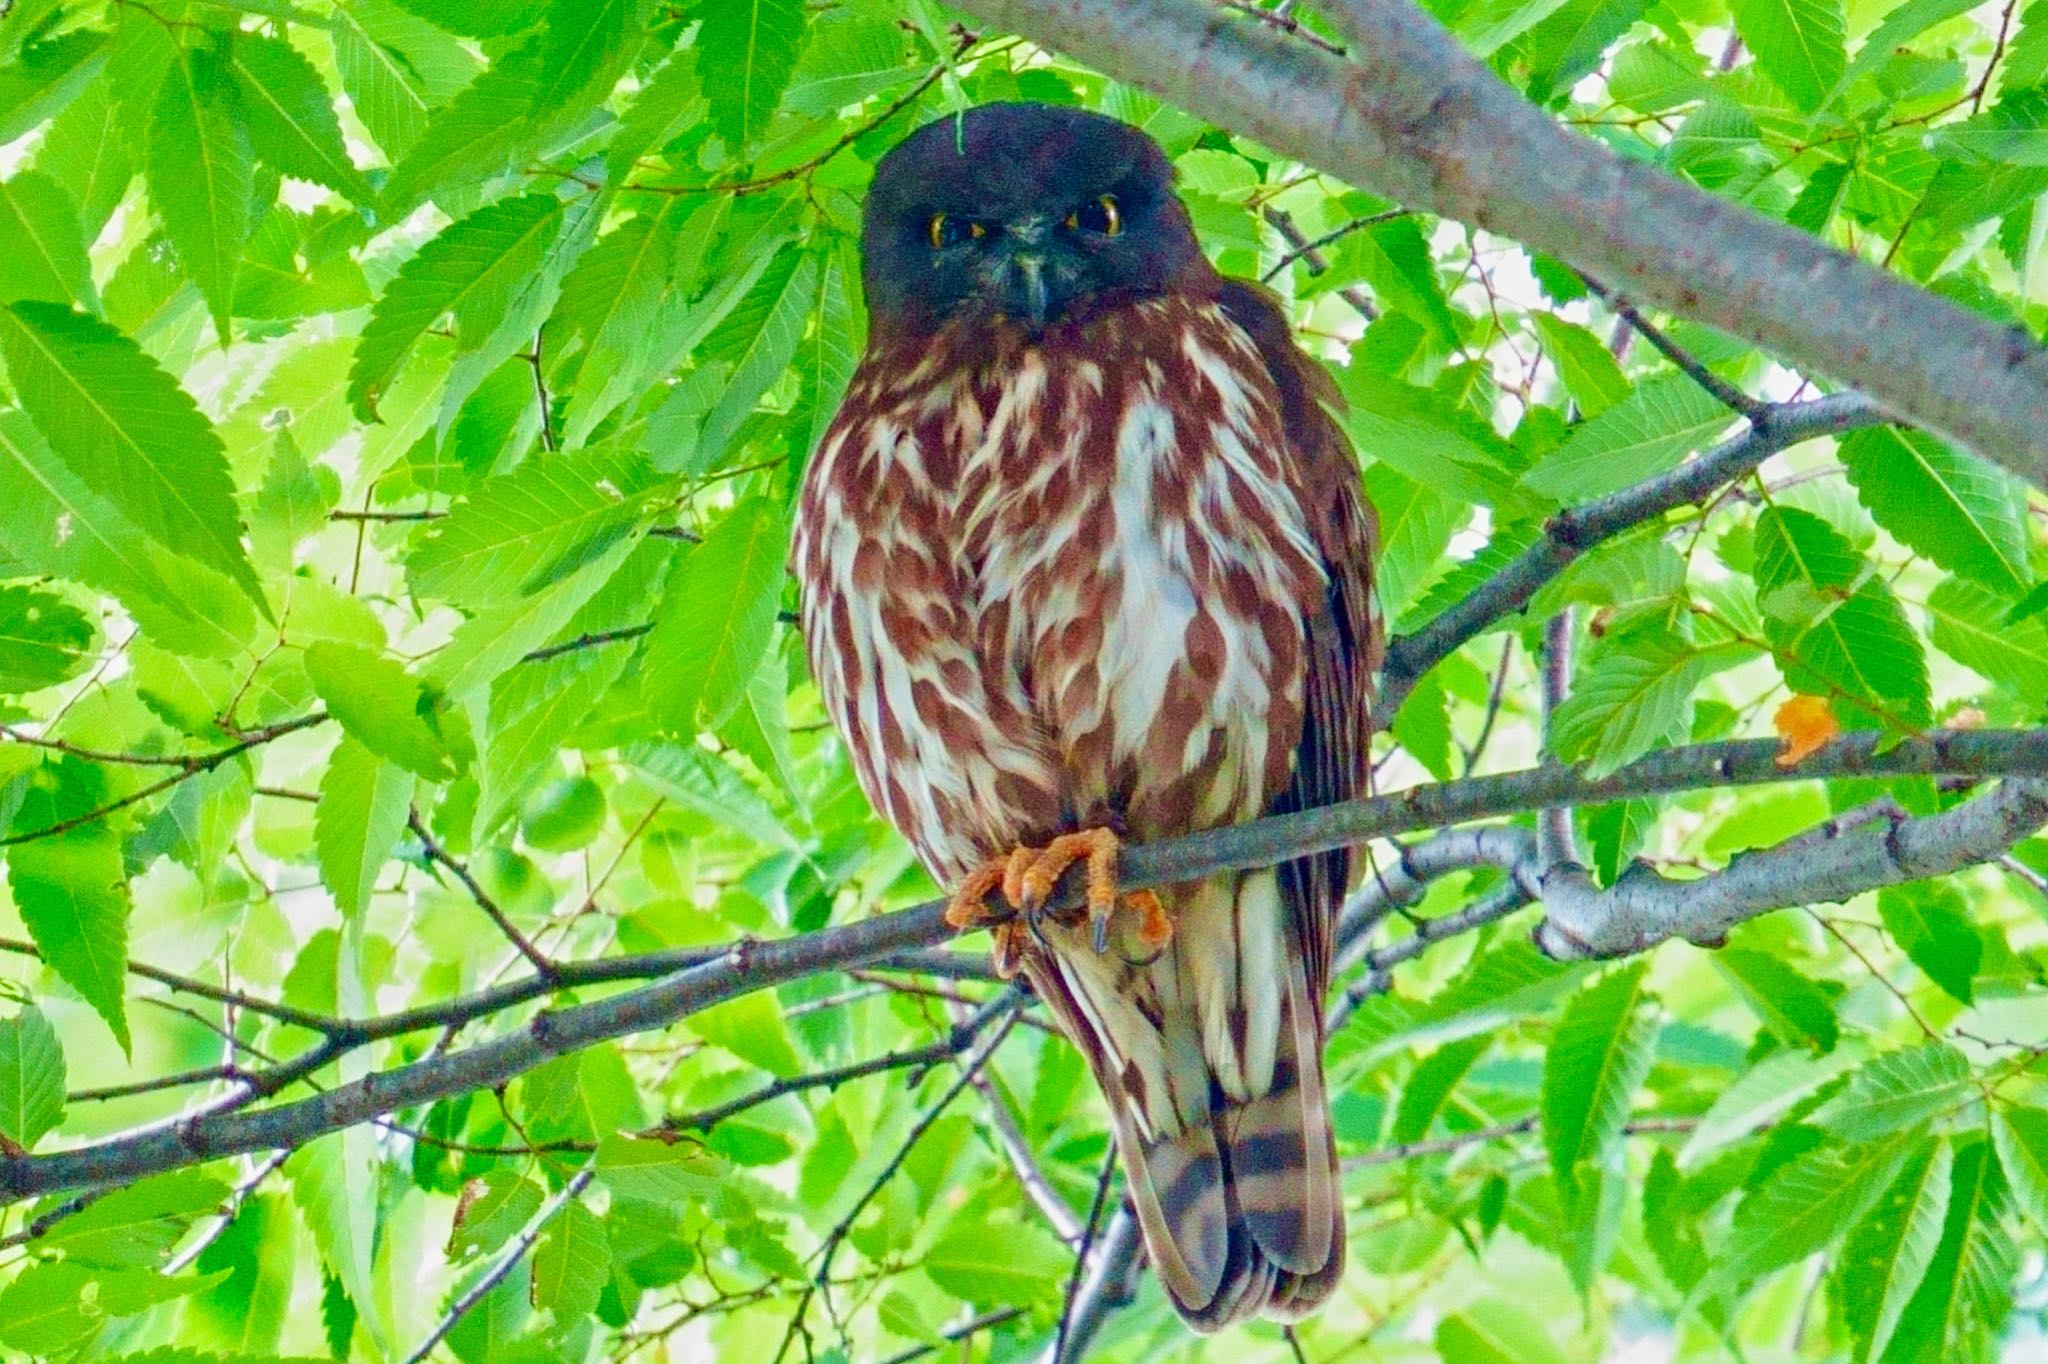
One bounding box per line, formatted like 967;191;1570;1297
1116;959;1344;1330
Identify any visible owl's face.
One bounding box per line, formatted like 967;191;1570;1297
861;103;1206;337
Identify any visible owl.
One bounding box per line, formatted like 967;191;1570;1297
792;102;1381;1327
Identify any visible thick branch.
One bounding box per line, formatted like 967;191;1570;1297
9;727;2048;1199
945;0;2048;471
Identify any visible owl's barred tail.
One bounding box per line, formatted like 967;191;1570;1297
1125;1050;1345;1329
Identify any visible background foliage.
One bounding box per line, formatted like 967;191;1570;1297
0;0;2047;1360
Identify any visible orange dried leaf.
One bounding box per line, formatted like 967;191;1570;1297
1774;695;1839;767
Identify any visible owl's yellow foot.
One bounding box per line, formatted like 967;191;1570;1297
945;831;1174;967
1013;828;1175;956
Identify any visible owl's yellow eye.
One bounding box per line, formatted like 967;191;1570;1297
1067;194;1122;236
927;215;985;249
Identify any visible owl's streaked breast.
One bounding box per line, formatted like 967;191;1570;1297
794;297;1325;878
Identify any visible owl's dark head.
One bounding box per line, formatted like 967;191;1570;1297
861;103;1207;338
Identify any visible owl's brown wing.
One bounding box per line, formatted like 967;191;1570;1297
1219;279;1383;1005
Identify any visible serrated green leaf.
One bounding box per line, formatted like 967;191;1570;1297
0;302;264;609
0;170;93;309
0;1262;226;1354
34;79;133;242
1342;370;1531;510
314;738;415;922
0;586;95;694
348;193;564;420
1720;1134;1915;1285
1840;428;2026;595
1811;1043;1973;1141
1523;376;1735;501
596;1134;726;1204
530;1199;608;1321
1755;506;1930;728
7;828;131;1052
228;33;372;203
476;641;632;839
36;1169;229;1268
450;1171;544;1259
923;1219;1066;1306
1551;630;1724;776
643;498;790;734
331;0;478;161
1731;0;1846;110
378;38;546;214
697;0;807;151
0;29;108;147
1717;946;1839;1051
1928;576;2048;701
407;445;673;607
1392;1035;1490;1144
0;1005;64;1151
692;248;819;473
1436;1299;1575;1364
1836;1138;1954;1363
1681;1045;1860;1168
1992;1106;2048;1231
146;45;251;342
554;209;690;445
1366;463;1462;620
1532;313;1630;418
1880;1136;2016;1363
1879;884;1982;1005
304;643;453;780
1543;962;1656;1187
289;1130;384;1351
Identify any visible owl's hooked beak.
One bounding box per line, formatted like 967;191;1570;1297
995;216;1055;332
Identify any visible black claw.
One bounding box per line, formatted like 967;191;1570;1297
1092;912;1110;955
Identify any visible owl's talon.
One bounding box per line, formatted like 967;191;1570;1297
944;854;1023;931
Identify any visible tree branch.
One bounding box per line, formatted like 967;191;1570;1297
1379;393;1880;712
945;0;2048;471
9;728;2048;1199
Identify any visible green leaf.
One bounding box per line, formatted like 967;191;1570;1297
1755;507;1930;728
1392;1035;1490;1143
407;445;673;607
1879;884;1982;1005
1810;1043;1973;1141
527;0;645;127
1992;1106;2048;1231
348;193;565;420
1365;463;1462;621
643;497;790;734
1730;0;1846;111
1532;313;1630;418
7;828;132;1052
476;640;633;839
289;1130;384;1350
0;170;93;308
1927;576;2048;701
391;0;550;37
1436;1300;1575;1364
596;1134;726;1204
696;0;807;150
1681;1045;1860;1168
378;38;546;214
331;0;479;161
687;989;802;1076
1720;1135;1915;1285
450;1171;544;1259
530;1200;609;1322
923;1219;1066;1306
0;586;95;694
553;208;690;446
1342;370;1532;510
35;1169;230;1268
0;1005;65;1151
228;33;373;203
691;247;820;473
0;29;108;146
314;738;416;922
1550;630;1719;776
1716;946;1839;1051
0;302;264;609
146;45;251;342
304;643;454;780
1522;376;1734;501
35;79;134;241
1542;962;1656;1188
1836;1139;1954;1363
1879;1136;2017;1364
1840;428;2027;595
0;1262;225;1355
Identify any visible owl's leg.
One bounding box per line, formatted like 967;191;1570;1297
943;848;1039;978
1014;828;1175;955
